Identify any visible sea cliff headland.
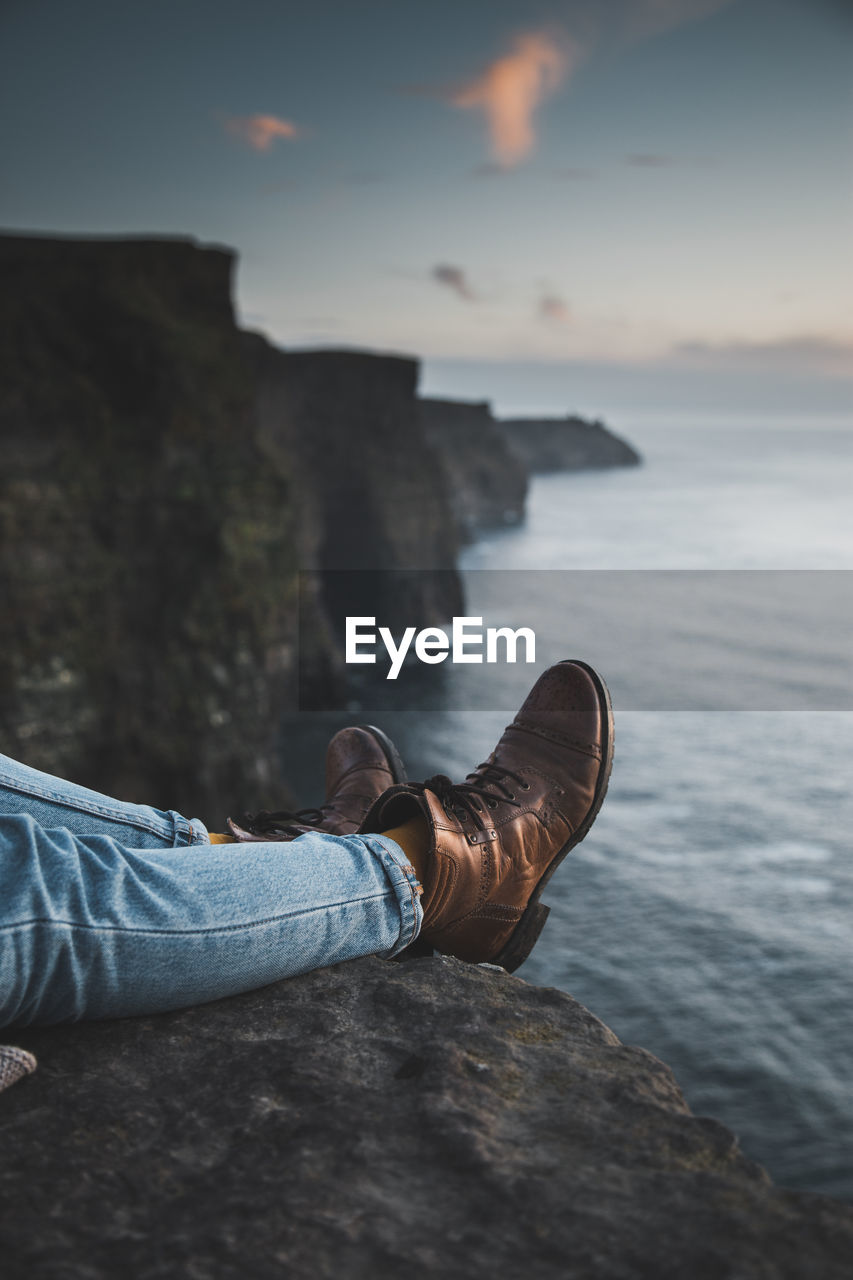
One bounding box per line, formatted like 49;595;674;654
0;231;640;816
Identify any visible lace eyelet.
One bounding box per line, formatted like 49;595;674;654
506;792;515;801
487;799;498;809
521;782;531;791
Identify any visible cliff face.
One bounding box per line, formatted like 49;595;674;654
501;414;642;473
420;397;528;539
252;347;460;577
0;234;463;809
0;235;296;816
239;340;466;706
246;342;463;707
3;956;851;1279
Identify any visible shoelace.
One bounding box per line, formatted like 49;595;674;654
235;805;329;836
420;763;530;827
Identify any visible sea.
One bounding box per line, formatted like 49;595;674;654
281;420;853;1201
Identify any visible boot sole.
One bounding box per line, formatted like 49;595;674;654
492;659;615;974
359;724;408;786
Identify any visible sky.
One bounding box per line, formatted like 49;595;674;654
1;0;851;416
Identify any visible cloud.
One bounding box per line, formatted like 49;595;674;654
625;152;680;167
539;294;571;324
226;114;300;151
624;0;737;40
416;8;730;170
673;335;853;376
447;32;580;167
432;264;476;301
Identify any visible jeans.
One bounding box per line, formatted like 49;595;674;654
0;753;423;1028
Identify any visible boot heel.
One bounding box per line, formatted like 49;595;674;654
495;903;551;973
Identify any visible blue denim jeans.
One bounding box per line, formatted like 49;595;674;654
0;753;423;1027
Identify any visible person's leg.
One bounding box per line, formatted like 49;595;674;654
0;657;613;1027
0;753;208;848
0;814;421;1027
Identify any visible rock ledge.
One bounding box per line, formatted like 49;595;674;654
2;955;851;1277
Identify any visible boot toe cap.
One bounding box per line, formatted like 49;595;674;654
515;659;607;745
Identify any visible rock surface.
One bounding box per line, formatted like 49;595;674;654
3;956;850;1278
501;415;642;473
420;397;528;539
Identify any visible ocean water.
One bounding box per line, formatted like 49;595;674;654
283;422;853;1200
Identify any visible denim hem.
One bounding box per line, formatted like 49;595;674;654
362;834;424;957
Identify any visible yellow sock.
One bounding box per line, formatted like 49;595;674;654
382;816;430;890
208;832;236;844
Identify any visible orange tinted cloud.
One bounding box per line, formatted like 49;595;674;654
226;114;300;151
449;33;578;167
539;294;571;324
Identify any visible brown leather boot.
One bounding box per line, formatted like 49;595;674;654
359;660;613;971
227;725;406;841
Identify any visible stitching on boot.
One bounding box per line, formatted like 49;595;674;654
510;721;602;758
472;903;523;922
